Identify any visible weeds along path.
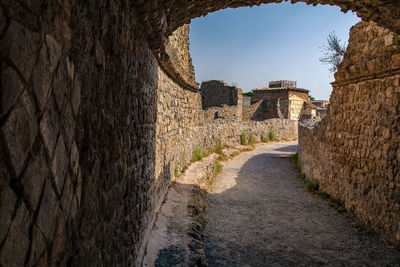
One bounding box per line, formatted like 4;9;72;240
205;141;400;266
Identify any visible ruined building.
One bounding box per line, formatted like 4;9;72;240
252;84;313;120
0;0;400;266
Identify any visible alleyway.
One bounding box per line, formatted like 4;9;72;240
205;142;400;266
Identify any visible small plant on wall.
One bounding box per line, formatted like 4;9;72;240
215;137;223;154
192;146;204;162
249;133;255;146
269;126;276;141
261;133;268;143
240;131;246;145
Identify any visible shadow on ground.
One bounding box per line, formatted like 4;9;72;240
204;143;400;266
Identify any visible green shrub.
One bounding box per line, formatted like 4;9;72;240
269;126;276;141
240;131;246;145
213;159;223;176
192;146;204;162
306;179;319;193
291;152;299;165
393;33;399;46
249;133;254;145
174;165;179;177
261;133;268;143
215;137;223;154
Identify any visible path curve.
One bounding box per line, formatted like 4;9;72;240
205;142;400;266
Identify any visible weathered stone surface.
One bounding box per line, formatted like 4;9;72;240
299;21;400;244
62;103;75;148
0;185;17;245
61;175;73;216
70;141;79;177
40;97;60;157
0;6;7;35
45;34;62;73
72;76;81;116
0;202;31;267
0;20;40;81
20;146;47;211
51;135;68;194
0;62;24;118
32;45;53;112
1;90;38;176
36;180;58;240
28;226;47;266
53;59;69;112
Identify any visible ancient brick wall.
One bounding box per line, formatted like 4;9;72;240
201;80;242;109
204;105;242;122
253;88;288;101
242;100;284;121
0;1;164;265
299;21;400;244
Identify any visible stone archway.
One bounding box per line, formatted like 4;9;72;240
0;1;399;266
134;0;400;90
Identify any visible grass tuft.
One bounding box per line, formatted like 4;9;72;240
192;146;204;162
240;131;246;145
269;126;276;141
261;133;268;143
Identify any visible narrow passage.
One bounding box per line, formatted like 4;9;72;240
205;142;400;266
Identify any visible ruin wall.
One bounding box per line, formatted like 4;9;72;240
299;21;400;244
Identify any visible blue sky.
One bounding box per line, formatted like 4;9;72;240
189;2;361;100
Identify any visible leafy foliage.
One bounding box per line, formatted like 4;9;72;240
242;91;254;97
319;32;347;73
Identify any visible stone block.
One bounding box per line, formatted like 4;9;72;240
62;104;75;148
0;202;31;267
32;45;52;112
20;146;48;211
0;62;24;118
55;16;71;41
50;229;67;263
45;34;62;73
0;185;17;245
28;226;47;266
70;141;79;177
53;59;69;112
72;77;81;116
61;175;73;217
36;179;58;240
66;57;74;81
1;90;38;176
0;20;40;81
40;96;60;156
51;135;68;194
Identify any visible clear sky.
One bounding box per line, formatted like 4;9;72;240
189;2;361;100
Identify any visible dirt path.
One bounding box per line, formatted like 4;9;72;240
205;142;400;266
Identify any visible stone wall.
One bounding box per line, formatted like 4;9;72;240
242;100;284;121
201;80;242;109
203;105;242;122
0;1;164;265
299;21;400;244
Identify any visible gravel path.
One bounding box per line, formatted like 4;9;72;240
205;142;400;266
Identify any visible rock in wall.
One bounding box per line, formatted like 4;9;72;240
299;21;400;244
